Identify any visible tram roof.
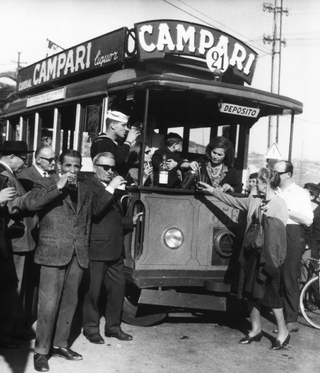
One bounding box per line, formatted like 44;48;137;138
3;67;303;118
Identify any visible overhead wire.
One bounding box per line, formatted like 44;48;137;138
162;0;271;56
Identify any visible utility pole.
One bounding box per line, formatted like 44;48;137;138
263;0;289;148
11;51;27;91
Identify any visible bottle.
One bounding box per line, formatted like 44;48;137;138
159;154;169;187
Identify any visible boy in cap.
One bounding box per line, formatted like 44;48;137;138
152;132;190;188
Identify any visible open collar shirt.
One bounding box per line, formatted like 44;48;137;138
276;181;313;225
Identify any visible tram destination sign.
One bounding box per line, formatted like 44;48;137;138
219;103;260;118
18;28;126;93
135;20;258;85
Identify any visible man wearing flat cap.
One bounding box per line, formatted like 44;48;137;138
90;110;140;175
0;140;38;347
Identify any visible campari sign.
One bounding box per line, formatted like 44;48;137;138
135;20;258;85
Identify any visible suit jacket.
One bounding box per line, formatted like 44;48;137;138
24;175;93;268
84;176;134;261
17;164;43;192
0;162;37;253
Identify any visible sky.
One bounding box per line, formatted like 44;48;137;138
0;0;319;161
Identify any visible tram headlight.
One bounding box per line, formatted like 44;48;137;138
163;228;184;249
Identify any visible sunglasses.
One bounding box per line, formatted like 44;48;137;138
39;156;55;163
276;171;288;176
95;164;116;172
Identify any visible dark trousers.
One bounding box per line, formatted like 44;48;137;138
281;224;305;323
35;256;83;355
82;256;125;335
13;251;39;335
0;257;19;343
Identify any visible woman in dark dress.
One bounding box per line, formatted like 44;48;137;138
190;136;242;193
199;168;290;350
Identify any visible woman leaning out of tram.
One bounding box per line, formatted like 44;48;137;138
199;168;290;350
189;136;242;193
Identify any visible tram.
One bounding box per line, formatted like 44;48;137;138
1;20;303;326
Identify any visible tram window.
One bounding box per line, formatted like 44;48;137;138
189;128;210;154
168;127;184;137
39;110;54;148
217;124;239;158
83;104;102;156
81;103;102;172
7;118;20;141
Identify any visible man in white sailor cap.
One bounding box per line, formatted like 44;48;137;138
90;110;140;175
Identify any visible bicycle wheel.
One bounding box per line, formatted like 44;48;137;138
300;275;320;329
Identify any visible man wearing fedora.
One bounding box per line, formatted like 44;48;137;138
0;140;38;347
90;110;140;175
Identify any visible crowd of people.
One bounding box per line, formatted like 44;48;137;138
0;109;318;371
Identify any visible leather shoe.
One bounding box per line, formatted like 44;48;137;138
34;353;49;372
83;332;105;344
270;333;290;350
105;329;133;341
0;341;20;349
52;346;83;360
238;331;263;344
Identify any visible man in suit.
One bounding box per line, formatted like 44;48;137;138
24;149;93;372
82;152;142;344
0;140;38;345
17;145;56;191
16;145;56;340
0;175;20;349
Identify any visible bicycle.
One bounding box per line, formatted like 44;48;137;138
299;257;320;329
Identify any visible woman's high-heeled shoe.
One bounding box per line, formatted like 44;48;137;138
269;333;290;350
238;331;263;344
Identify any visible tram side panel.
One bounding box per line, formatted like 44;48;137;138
124;191;245;293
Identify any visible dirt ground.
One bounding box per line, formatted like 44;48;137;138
0;312;319;373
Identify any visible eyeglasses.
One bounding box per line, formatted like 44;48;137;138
95;164;116;172
275;171;287;176
39;156;55;163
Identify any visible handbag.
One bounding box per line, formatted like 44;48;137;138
243;205;264;250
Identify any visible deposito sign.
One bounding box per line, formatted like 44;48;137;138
219;103;260;118
135;20;258;85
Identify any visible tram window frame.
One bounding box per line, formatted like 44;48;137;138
7;117;20;141
80;101;103;172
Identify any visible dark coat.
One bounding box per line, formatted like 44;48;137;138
305;204;320;259
84;176;134;261
24;175;92;268
0;174;18;290
152;147;185;188
17;164;43;192
0;163;37;253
